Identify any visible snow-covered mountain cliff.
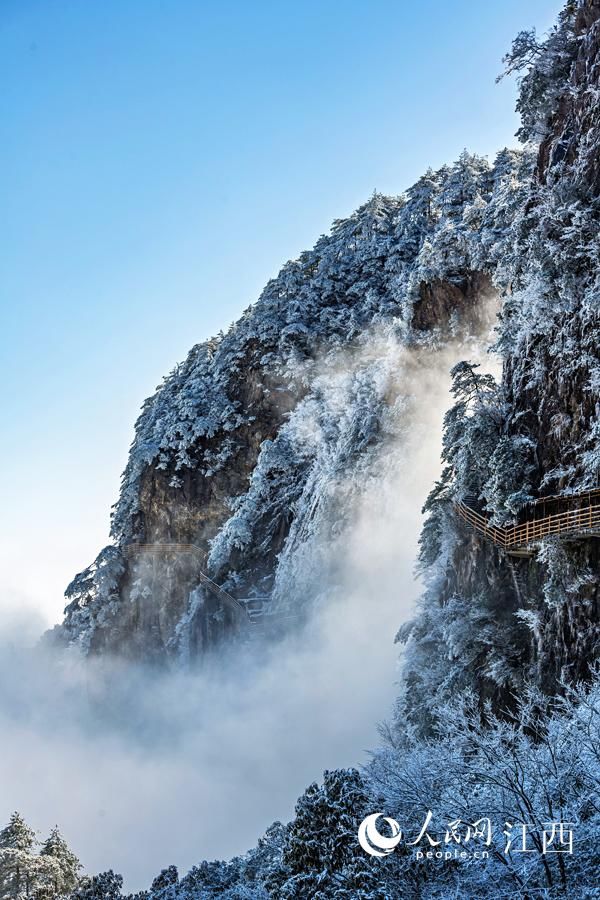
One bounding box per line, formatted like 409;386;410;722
55;148;530;659
51;1;600;898
399;0;600;735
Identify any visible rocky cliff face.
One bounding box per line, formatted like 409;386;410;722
400;0;600;731
56;2;600;678
54;153;527;660
505;0;600;694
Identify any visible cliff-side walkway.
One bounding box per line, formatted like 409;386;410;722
124;542;269;627
455;489;600;556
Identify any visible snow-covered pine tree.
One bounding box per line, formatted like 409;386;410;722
0;814;35;856
441;150;491;220
0;816;81;900
70;870;124;900
264;768;406;899
40;828;81;898
0;812;38;900
439;360;502;502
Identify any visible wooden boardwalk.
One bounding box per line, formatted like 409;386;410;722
455;489;600;555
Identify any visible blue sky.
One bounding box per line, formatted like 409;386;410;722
1;0;563;624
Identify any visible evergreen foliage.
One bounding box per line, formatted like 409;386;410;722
0;815;79;900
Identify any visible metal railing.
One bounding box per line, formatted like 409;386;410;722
124;543;299;637
124;542;249;621
455;494;600;551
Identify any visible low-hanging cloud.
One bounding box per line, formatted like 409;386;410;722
0;319;500;892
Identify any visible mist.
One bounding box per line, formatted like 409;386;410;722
0;323;499;892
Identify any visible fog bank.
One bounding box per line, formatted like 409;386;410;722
0;330;497;891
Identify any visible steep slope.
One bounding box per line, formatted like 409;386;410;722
400;0;600;729
55;152;529;660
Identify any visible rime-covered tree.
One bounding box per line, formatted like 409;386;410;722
265;768;404;899
40;828;81;898
438;360;503;502
145;866;177;900
440;150;492;219
0;815;82;900
70;870;124;900
0;814;35;856
498;6;578;143
0;812;37;900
